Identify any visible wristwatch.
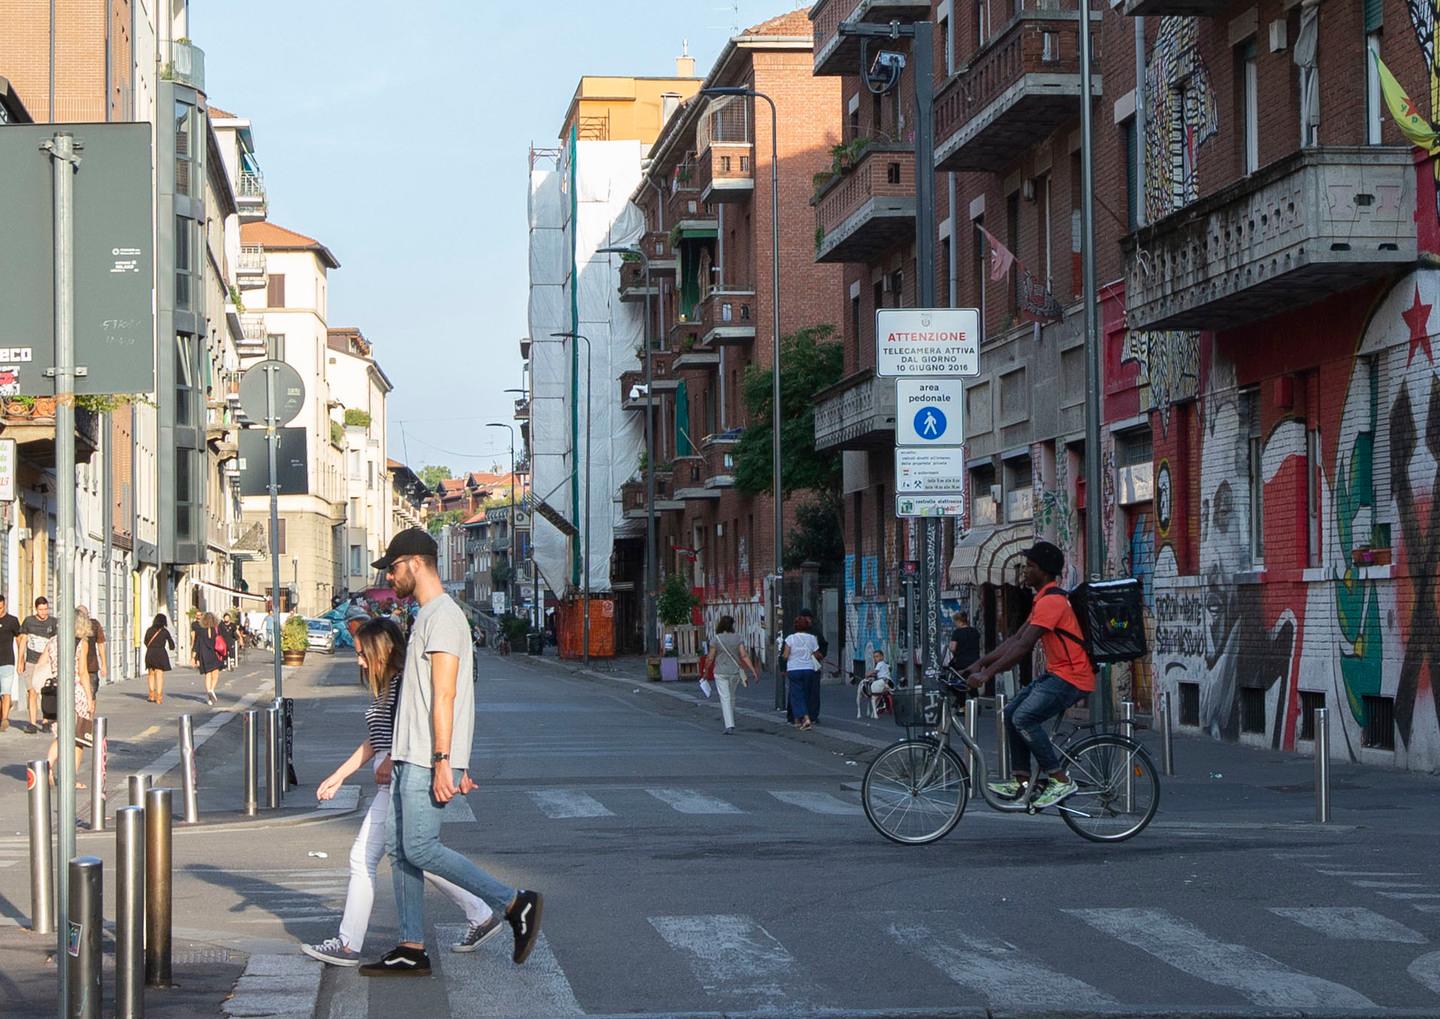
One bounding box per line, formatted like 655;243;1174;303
431;752;449;765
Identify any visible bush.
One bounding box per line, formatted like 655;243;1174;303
657;574;698;628
499;613;529;645
281;615;309;653
343;409;372;428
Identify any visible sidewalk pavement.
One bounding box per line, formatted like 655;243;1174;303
517;648;1440;837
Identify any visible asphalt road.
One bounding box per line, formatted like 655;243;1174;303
6;651;1439;1018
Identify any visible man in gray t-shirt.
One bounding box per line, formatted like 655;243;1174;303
359;528;544;980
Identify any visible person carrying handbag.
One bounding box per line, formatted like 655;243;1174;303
703;615;758;735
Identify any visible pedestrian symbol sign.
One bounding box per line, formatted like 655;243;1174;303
896;378;965;447
914;406;947;441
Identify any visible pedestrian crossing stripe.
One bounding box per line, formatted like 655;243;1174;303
649;914;812;1008
645;788;743;815
528;789;613;818
1269;906;1427;944
434;924;581;1017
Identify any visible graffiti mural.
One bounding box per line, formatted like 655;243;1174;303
1121;330;1201;436
1143;16;1218;223
844;553;892;666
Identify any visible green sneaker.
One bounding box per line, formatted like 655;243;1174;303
1032;778;1078;809
987;779;1025;799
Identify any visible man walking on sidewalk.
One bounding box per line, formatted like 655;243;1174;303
360;528;543;978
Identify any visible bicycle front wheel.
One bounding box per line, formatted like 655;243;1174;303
1059;735;1160;843
862;739;969;845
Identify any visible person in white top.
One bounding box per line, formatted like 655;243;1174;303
857;649;894;718
782;615;821;731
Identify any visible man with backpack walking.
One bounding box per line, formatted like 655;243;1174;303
957;541;1092;809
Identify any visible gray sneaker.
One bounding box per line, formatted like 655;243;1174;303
451;913;503;953
302;936;360;967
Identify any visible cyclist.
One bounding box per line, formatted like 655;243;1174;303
956;540;1092;809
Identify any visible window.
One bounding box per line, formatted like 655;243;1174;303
1362;695;1396;750
939;11;953;75
1299;691;1325;740
174;215;192;310
174;334;194;427
1306;425;1322;567
1006;191;1020;314
350;545;363;575
1244;388;1264;565
266;333;285;361
1120;116;1139;231
889;269;905;308
873;278;885;315
849;293;861;362
973;216;987;323
975;0;990;49
941;235;953;307
1037;173;1052;288
1240;40;1259;173
1240;687;1266;734
175;450;193;541
971;462;997;526
267;273;286;308
1366;33;1384;145
174;100;192;196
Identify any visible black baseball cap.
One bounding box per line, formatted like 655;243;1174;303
1021;540;1065;579
372;527;438;571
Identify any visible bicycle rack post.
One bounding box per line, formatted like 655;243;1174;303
89;716;107;831
127;773;151;808
27;759;54;934
1158;690;1175;776
1120;700;1135;814
178;714;198;825
115;805;145;1019
1314;707;1331;824
993;693;1009;778
68;855;103;1019
964;699;981;797
242;709;259;816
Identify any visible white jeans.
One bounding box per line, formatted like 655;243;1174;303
338;781;491;951
714;673;742;729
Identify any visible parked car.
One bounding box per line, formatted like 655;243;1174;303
305;617;336;654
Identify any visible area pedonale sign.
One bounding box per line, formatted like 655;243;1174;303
875;308;979;378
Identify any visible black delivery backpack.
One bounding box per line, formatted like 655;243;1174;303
1044;578;1148;665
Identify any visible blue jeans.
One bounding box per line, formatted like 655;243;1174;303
787;669;819;722
387;762;515;946
1004;673;1088;776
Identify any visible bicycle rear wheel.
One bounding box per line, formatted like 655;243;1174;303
862;739;969;845
1059;734;1160;843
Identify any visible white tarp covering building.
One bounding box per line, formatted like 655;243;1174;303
528;137;646;597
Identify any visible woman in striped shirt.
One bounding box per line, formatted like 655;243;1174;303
302;617;499;966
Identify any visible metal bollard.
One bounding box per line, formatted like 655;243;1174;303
143;787;174;987
1315;707;1331;824
1120;700;1136;814
242;710;259;816
89;716;107;831
128;773;152;808
1158;690;1176;776
27;759;54;934
965;699;981;796
178;715;198;824
994;693;1010;779
67;856;103;1019
264;706;281;809
115;806;145;1019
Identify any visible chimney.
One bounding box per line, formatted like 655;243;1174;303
675;39;696;78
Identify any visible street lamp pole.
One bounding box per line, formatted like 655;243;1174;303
702;85;783;711
551;332;593;667
599;244;657;657
486;422;517;616
504;386;533;625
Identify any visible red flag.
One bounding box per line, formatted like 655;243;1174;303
976;225;1016;283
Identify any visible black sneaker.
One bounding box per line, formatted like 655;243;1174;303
358;945;431;977
506;890;543;964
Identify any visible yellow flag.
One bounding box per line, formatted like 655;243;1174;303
1374;51;1440;151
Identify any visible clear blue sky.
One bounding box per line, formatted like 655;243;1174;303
193;0;806;476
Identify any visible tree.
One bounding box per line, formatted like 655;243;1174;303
733;324;843;497
426;508;463;536
784;496;845;569
418;464;452;490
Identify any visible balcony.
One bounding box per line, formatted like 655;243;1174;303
618;258;658;302
814;370;896;451
815;143;916;263
812;0;933;77
672;342;720;372
620;370;648;410
638;231;676;276
701;430;741;490
673;456;721;502
697;286;757;347
696;95;754;205
667;168;715;234
237;315;267;355
1124;147;1416;331
623;473;684;517
513;398;529;421
236;245;266;284
160;39;205;91
1;400;100;467
934;2;1101;173
1122;0;1226;13
236;170;268;222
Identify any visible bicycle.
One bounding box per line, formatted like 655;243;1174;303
861;681;1160;845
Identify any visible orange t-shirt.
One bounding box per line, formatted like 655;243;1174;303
1028;583;1095;692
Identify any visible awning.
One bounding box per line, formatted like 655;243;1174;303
949;522;1034;588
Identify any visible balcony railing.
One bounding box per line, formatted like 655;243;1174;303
815;144;916;263
702;442;737;490
618;258;658;302
672;342;720;372
667;167;713;229
934;2;1100;173
697;142;755;205
650;349;680;391
639;230;676;275
814;370;897;451
236;170;267;220
673;456;721;501
697;286;756;347
1124;147;1416;331
812;0;933;77
1122;0;1226;13
623;473;684;517
160;40;205;91
236;245;266;280
237;315;267;353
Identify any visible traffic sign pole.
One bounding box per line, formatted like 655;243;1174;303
266;362;284;703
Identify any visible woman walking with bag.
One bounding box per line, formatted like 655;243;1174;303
144;614;174;704
703;615;757;735
192;612;222;705
302;617;499;966
45;609;94;786
782;614;821;731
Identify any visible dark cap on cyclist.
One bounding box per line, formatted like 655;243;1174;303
1021;540;1064;579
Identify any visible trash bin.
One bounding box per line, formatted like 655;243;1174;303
526;632;543;656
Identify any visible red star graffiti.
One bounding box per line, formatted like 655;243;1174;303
1404;285;1434;366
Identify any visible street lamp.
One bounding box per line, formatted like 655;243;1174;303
504;386;534;628
485;422;518;619
550;331;593;667
701;84;784;711
598;243;657;657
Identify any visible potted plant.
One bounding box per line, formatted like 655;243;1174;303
281;615;309;666
657;575;698;682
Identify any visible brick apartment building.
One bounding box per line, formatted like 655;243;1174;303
808;0;1440;771
618;11;845;655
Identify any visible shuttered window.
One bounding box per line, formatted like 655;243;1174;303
1365;0;1382;32
266;273;285;308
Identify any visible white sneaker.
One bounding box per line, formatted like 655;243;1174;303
451;914;503;953
302;937;360;966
